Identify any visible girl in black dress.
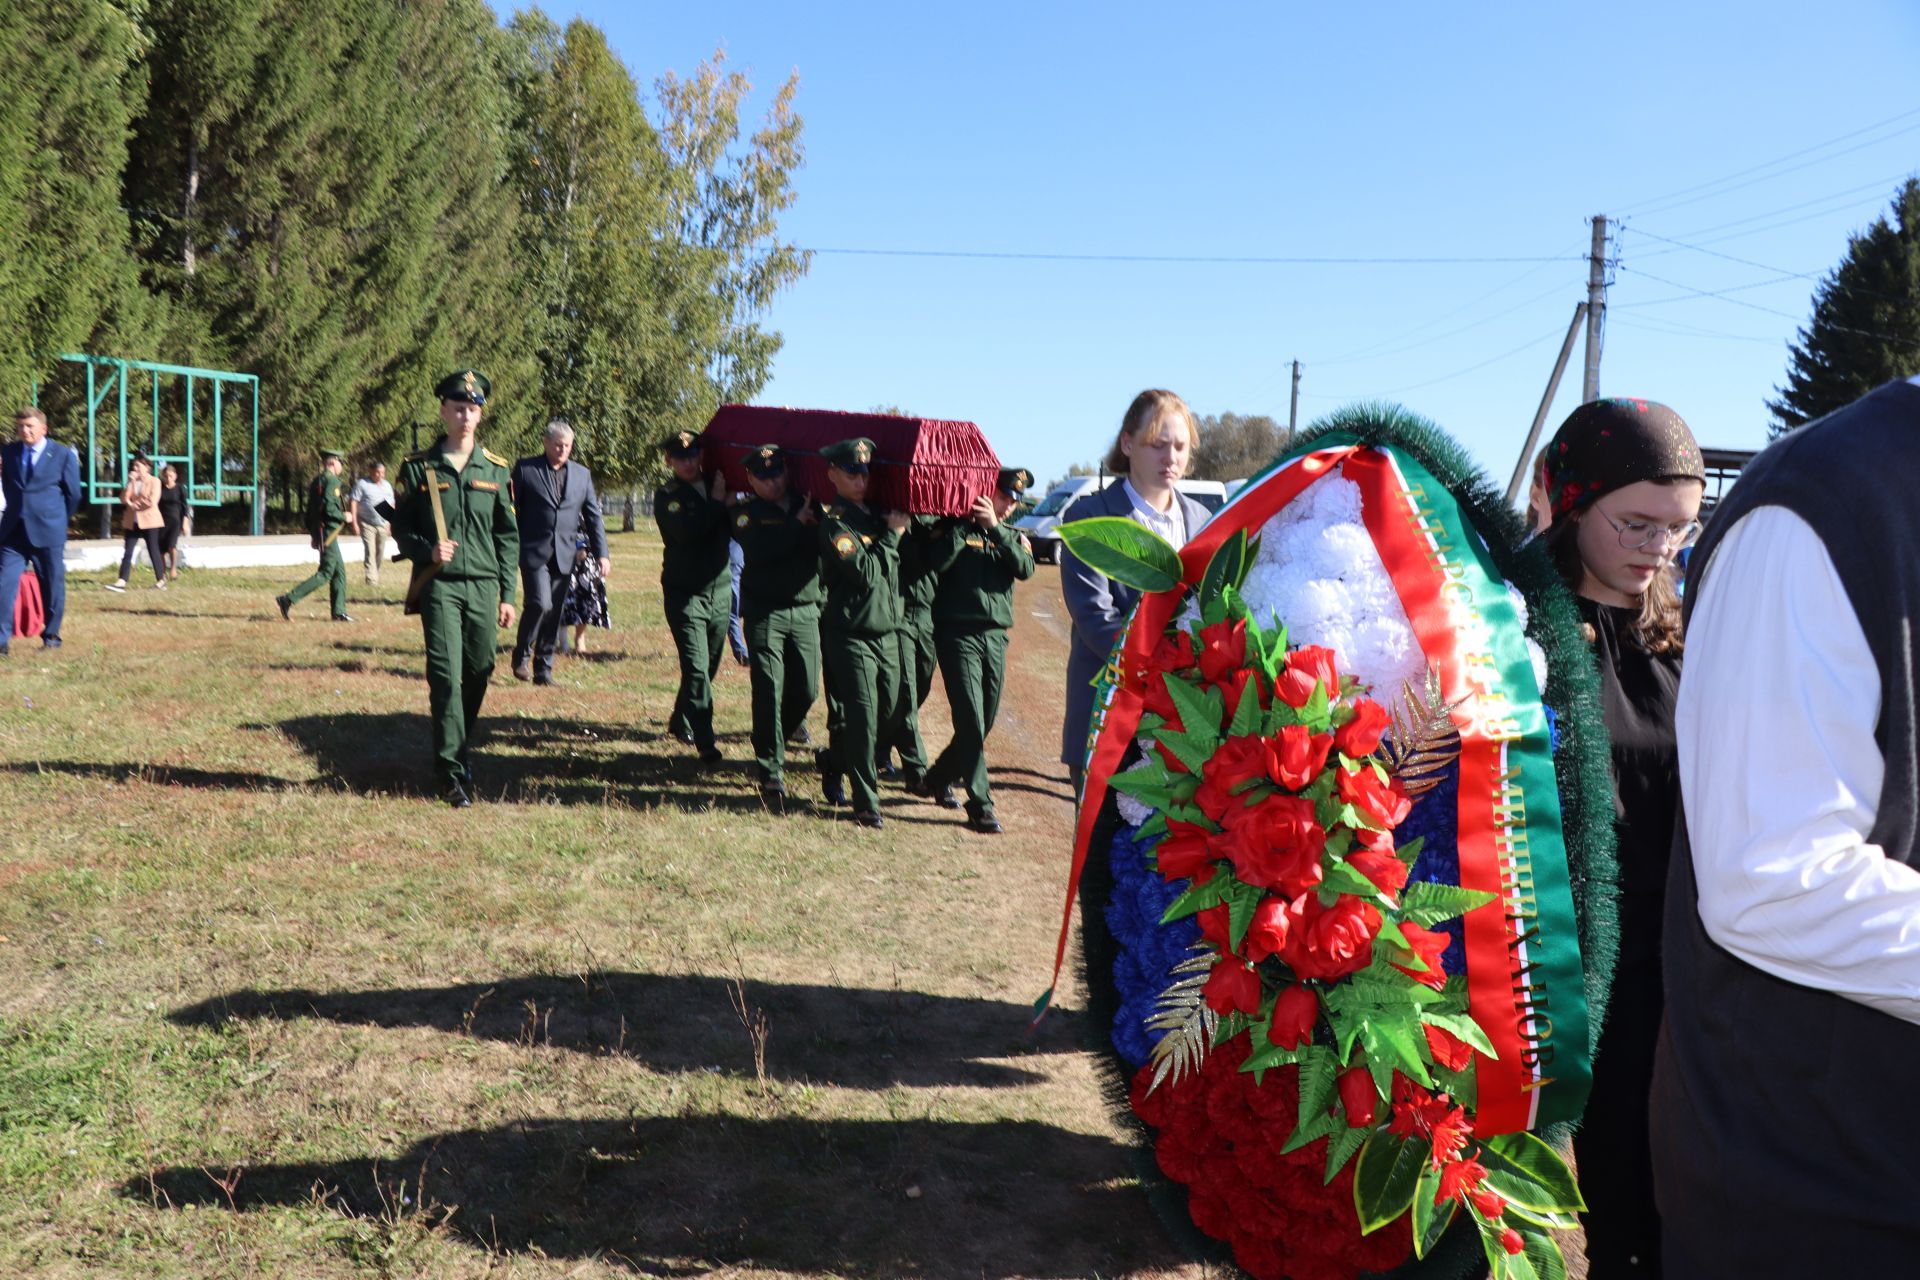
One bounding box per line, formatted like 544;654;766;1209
157;464;187;581
1542;398;1705;1277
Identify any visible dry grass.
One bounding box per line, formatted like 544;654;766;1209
0;532;1212;1279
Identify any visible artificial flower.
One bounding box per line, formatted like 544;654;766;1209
1224;794;1326;896
1275;644;1341;708
1429;1106;1473;1168
1155;820;1218;883
1197;618;1248;686
1393;921;1451;990
1335;696;1393;757
1195;735;1272;820
1203;957;1262;1015
1423;1023;1474;1072
1500;1228;1525;1255
1244;897;1290;962
1337;763;1412;829
1389;1077;1454;1139
1273;723;1336;790
1279;893;1382;981
1266;983;1319;1049
1469;1188;1507;1219
1336;1066;1378;1127
1346;847;1409;898
1196;904;1233;954
1435;1157;1488;1206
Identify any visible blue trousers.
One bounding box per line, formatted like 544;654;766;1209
0;527;65;644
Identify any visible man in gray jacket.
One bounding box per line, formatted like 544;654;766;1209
511;419;609;686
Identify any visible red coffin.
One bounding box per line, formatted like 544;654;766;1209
701;404;1002;517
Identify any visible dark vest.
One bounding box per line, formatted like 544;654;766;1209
1651;379;1920;1272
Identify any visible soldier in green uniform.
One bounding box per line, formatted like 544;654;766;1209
390;369;519;808
654;429;729;765
816;437;909;829
275;448;352;622
916;467;1036;834
882;516;938;786
731;444;822;814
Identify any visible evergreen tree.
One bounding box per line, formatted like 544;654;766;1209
1768;179;1920;437
0;0;150;403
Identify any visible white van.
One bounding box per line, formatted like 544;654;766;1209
1017;475;1228;564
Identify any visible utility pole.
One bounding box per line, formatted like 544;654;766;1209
1507;302;1589;507
1288;360;1302;438
1582;215;1607;402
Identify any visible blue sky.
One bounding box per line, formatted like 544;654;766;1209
518;1;1920;494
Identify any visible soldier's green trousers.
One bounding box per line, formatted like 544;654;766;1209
665;579;729;750
822;627;901;815
886;607;934;776
747;605;820;786
286;538;347;617
419;575;499;787
927;628;1008;820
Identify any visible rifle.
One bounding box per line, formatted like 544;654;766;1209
397;483;450;616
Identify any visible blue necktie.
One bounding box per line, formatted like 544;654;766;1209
20;446;32;484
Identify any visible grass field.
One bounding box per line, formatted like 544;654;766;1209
0;529;1218;1279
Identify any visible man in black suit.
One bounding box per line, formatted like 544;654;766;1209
0;406;84;655
511;419;609;685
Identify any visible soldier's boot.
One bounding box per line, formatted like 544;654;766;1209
816;749;846;807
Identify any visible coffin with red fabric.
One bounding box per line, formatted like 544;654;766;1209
701;404;1001;516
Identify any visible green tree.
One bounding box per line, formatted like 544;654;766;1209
1768;178;1920;437
0;0;151;401
1190;411;1289;479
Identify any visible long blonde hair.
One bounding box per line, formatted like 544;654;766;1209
1104;388;1199;475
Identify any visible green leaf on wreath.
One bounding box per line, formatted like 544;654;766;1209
1290;1043;1337;1140
1477;1130;1587;1213
1322;857;1383;900
1502;1202;1579;1232
1136;812;1170;843
1239;1036;1305;1085
1430;1062;1477;1110
1057;517;1184;592
1402;881;1500;927
1352;1131;1427;1234
1421;1010;1498;1059
1373;915;1414;956
1154;727;1216;776
1523;1233;1570;1280
1323;1122;1368;1183
1198;529;1248;622
1357;1006;1433;1093
1302;679;1332;731
1224;877;1265;951
1411;1163;1458;1259
1227;672;1266;739
1283;1106;1340;1155
1159;873;1230;925
1163;674;1226;745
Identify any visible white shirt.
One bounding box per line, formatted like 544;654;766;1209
1121;478;1189;550
1677;503;1920;1025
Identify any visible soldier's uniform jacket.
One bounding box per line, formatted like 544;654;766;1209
733;493;823;619
897;515;942;615
928;517;1035;630
391;440;519;601
654;477;730;596
305;470;347;541
818;501;903;637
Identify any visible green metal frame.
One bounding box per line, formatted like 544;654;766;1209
33;353;263;535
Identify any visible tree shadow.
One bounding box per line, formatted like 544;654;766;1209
170;970;1086;1090
127;1113;1179;1278
0;759;298;790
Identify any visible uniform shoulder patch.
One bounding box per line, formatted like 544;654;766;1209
735;511;750;528
833;532;857;559
666;500;682;513
481;447;511;467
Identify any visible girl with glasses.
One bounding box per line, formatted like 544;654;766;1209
1542;397;1705;1277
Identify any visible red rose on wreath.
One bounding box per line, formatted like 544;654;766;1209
1272;723;1336;790
1346;847;1409;897
1280;893;1382;980
1203;956;1262;1014
1336;1066;1378;1126
1197;618;1248;687
1196;904;1233;954
1393;920;1451;990
1223;794;1326;895
1276;644;1340;708
1195;735;1271;820
1334;696;1393;757
1244;897;1290;962
1266;982;1319;1048
1155;820;1218;883
1338;763;1412;829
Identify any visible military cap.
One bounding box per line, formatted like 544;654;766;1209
743;443;786;476
435;368;490;405
319;447;346;463
820;437;876;473
996;467;1033;499
662;429;704;458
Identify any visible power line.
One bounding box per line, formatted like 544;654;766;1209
1616;263;1909;343
1622;122;1920;222
1610;315;1782;345
1636;170;1915;247
1621;226;1917;306
1614;107;1920;217
1314;275;1579;367
804;246;1581;265
1613;264;1807;309
1307;321;1574;401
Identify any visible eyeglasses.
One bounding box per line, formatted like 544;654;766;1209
1592;502;1702;553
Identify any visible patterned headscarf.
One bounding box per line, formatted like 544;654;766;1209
1544;397;1704;520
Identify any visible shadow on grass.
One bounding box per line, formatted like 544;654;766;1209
0;759;299;790
127;1113;1173;1277
170;970;1084;1090
267;713;775;812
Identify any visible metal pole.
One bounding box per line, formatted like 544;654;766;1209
1582;216;1607;402
251;378;262;536
1506;302;1589;506
1288;360;1302;438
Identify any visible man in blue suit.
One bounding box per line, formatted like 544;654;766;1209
0;406;83;654
510;419;609;686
